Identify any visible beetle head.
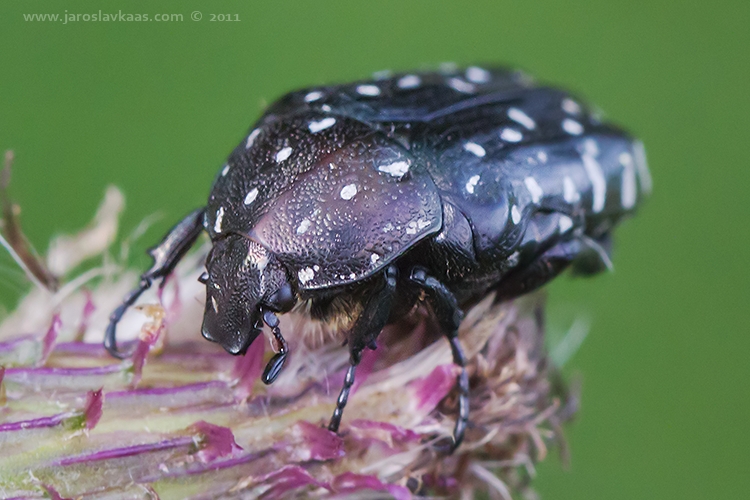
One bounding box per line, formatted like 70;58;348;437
200;234;294;355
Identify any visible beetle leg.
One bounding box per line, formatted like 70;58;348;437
261;310;289;384
409;267;469;452
495;237;583;302
328;265;397;433
105;208;205;359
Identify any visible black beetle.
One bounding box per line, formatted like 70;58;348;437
106;66;650;450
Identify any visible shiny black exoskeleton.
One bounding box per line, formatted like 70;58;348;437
106;66;650;450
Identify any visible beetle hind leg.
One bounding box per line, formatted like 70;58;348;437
328;265;397;433
104;208;205;359
409;267;469;452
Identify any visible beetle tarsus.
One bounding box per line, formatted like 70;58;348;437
409;268;469;451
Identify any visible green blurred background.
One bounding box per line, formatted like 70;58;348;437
1;0;748;497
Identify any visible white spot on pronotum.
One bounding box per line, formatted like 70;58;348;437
221;165;230;177
463;141;486;157
308;117;336;133
296;218;311;235
211;296;219;313
397;74;421;89
275;147;293;162
537;151;548;163
298;267;315;284
447;77;476;93
466;66;491;83
619;152;637;209
465;174;480;194
245;128;260;149
304;91;323;102
356;84;380;96
563;176;580;203
340;183;358;200
562;118;584;136
508;107;536;130
511;205;521;224
370;254;380;264
633;140;652;195
500;128;523;142
582;140;606;213
562;98;582;115
524;176;544;203
244;188;259;205
377;160;410;177
214;207;225;233
559;215;574;233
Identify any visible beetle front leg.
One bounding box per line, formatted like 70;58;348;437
105;208;205;359
328;265;397;433
409;267;469;452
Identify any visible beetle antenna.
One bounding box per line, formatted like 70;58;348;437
261;309;289;384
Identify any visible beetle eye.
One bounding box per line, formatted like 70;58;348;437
198;272;209;284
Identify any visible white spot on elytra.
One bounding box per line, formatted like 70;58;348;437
465;174;480;194
296;218;311;235
356;84;380;96
321;104;331;112
619;152;637;209
313;265;320;272
275;147;293;162
308;117;336;133
508;107;536;130
466;66;491;83
633;140;652;194
464;141;486;157
245;129;260;149
244;188;258;205
304;91;323;103
340;183;358;200
371;254;380;264
524;176;544;203
221;165;230;177
298;267;315;284
397;74;421;89
582;140;606;213
214;207;224;233
537;151;548;163
447;77;476;93
562;118;584;136
377;160;410;177
562;98;582;115
559;215;574;233
382;222;394;233
511;205;521;224
563;176;580;203
500;128;523;142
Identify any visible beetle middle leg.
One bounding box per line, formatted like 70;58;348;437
409;267;469;451
328;265;397;433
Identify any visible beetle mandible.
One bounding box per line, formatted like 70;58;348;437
106;66;651;450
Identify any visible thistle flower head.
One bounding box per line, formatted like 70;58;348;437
0;186;574;499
